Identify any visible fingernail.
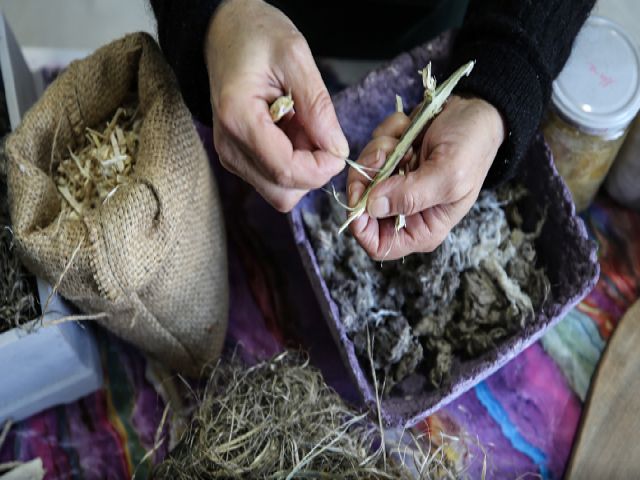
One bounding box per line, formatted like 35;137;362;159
349;184;364;207
331;133;350;158
368;196;390;218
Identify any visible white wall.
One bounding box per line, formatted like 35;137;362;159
0;0;637;64
1;0;156;49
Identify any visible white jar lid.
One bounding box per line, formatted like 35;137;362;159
551;15;640;134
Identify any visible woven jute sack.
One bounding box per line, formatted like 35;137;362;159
5;32;228;377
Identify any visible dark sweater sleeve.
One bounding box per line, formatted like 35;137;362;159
450;0;596;186
149;0;222;125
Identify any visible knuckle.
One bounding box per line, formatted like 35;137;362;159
370;136;397;154
368;245;384;262
270;165;295;188
450;167;467;190
427;224;450;251
400;191;416;215
270;194;297;213
287;35;312;64
215;92;238;131
416;221;448;254
419;235;441;254
433;228;449;249
217;152;237;175
213;136;233;169
443;168;468;201
307;88;333;118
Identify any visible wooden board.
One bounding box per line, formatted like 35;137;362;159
565;300;640;479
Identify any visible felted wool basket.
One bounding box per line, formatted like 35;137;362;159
289;32;599;427
5;32;228;377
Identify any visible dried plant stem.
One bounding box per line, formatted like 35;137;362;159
367;326;387;469
0;420;12;453
394;94;406;233
54;105;141;220
43;312;109;327
339;61;475;234
132;403;170;480
269;91;295;123
38;238;83;326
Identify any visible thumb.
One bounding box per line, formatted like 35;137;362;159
367;160;460;218
283;53;349;158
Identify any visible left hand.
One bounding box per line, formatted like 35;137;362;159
347;95;506;261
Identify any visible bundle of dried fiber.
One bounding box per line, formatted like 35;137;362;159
0;148;38;334
54;104;141;219
153;351;462;479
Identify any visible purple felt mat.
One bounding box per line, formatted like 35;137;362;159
289;36;599;427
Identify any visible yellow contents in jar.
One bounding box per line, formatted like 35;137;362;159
543;109;628;212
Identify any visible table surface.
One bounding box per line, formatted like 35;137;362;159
1;56;639;478
2;125;638;479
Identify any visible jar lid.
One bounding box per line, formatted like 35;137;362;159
551;15;640;133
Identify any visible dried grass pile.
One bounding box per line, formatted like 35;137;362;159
53;104;141;218
153;352;461;479
0;144;38;334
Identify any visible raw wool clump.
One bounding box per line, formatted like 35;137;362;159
152;351;462;480
54;103;141;219
0;143;39;334
304;186;550;391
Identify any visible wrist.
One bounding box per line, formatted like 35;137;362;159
457;94;507;146
482;99;507;146
206;0;260;56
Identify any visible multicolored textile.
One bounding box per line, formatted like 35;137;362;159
1;114;638;480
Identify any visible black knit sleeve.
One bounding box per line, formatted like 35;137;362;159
450;0;596;186
149;0;223;125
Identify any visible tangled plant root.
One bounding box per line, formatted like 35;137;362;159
153;351;462;479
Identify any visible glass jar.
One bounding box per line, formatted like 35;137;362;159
543;16;640;213
605;114;640;210
543;109;628;212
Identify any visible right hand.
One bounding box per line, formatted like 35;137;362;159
205;0;349;212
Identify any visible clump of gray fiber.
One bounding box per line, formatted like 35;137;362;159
303;186;549;391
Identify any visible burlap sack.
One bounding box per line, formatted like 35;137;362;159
5;32;228;377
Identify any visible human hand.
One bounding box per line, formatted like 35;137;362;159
205;0;348;212
347;95;506;260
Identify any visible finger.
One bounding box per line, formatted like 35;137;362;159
224;96;345;190
370;212;445;261
346;148;387;207
214;125;307;212
358;200;469;261
359;137;400;163
371;112;410;139
278;114;314;151
366;148;470;219
349;214;410;262
282;43;349;158
360;134;414;171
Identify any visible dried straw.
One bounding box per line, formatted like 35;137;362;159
53;104;141;219
0;158;39;333
153;351;461;479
